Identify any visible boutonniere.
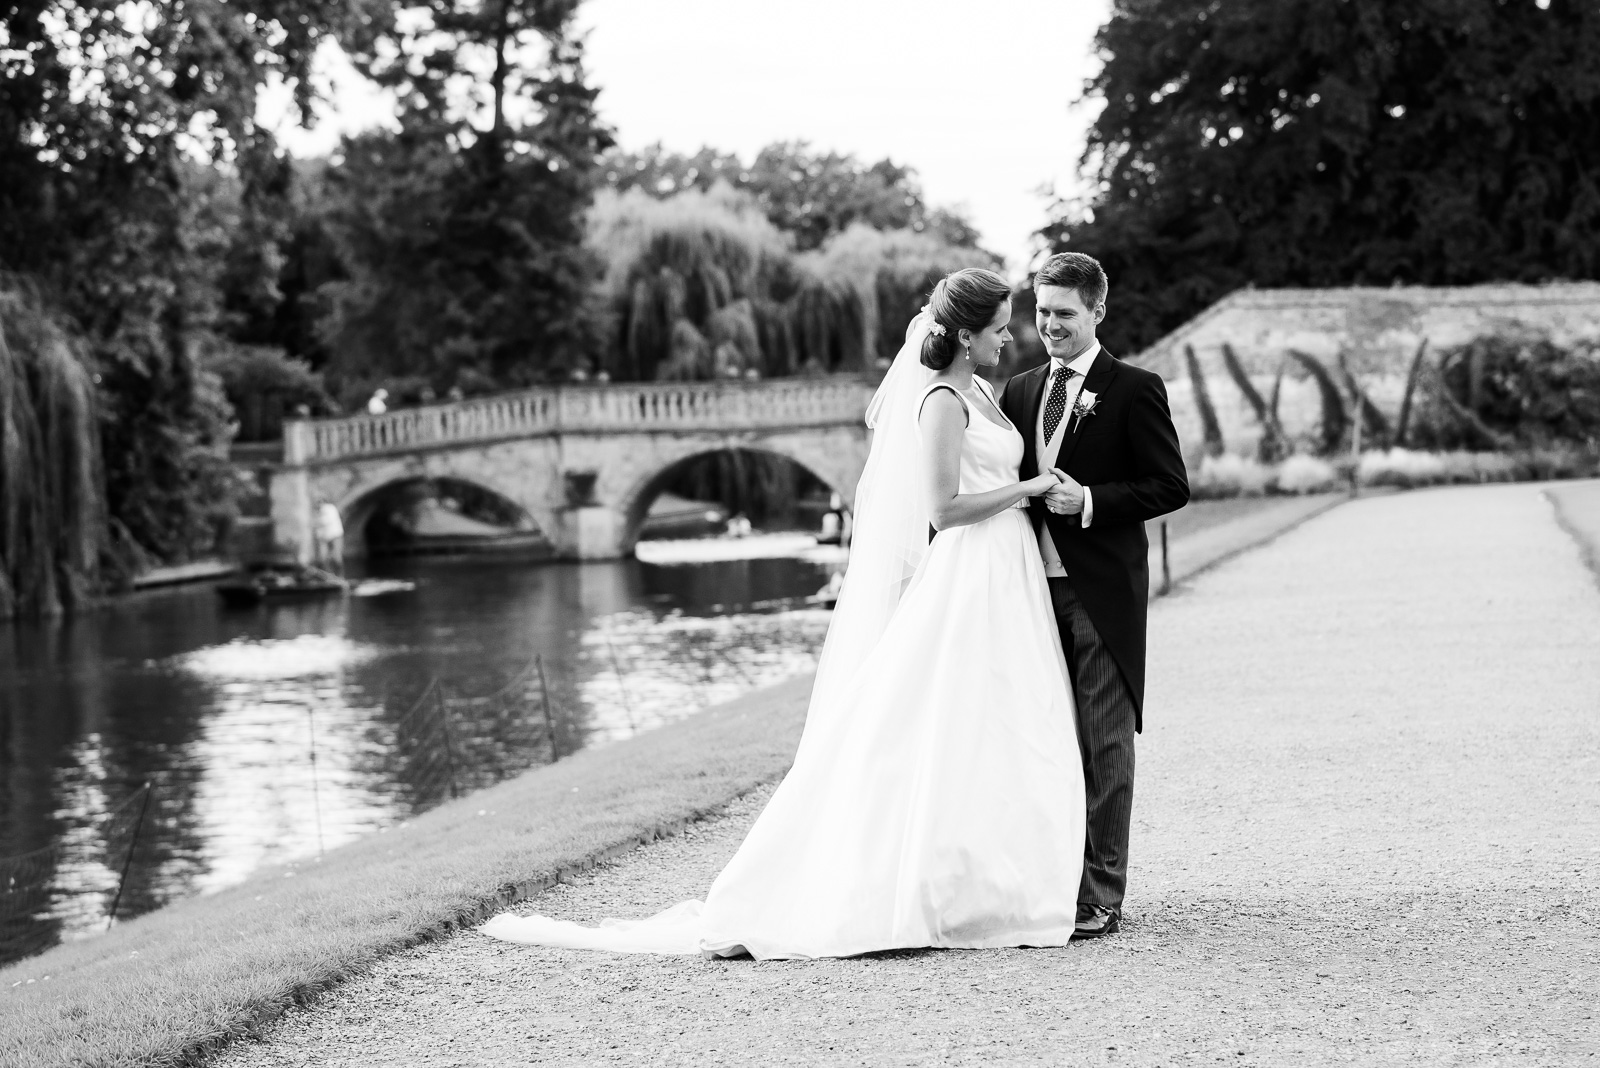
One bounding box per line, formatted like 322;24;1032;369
1070;389;1099;432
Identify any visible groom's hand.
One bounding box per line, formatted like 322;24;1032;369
1045;469;1085;515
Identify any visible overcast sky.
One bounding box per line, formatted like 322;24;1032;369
263;0;1112;271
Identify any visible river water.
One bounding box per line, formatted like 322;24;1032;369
0;540;839;963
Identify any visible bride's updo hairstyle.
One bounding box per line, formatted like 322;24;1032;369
920;268;1012;370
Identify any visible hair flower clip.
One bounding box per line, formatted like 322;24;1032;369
919;306;947;337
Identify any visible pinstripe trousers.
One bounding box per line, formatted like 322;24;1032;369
1048;577;1137;912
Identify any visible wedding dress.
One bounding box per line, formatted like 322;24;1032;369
481;316;1085;960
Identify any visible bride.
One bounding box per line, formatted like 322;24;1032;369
481;268;1086;959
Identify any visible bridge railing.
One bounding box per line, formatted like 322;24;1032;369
282;376;876;465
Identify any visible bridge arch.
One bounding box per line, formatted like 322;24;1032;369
299;448;564;561
615;444;846;555
339;475;545;557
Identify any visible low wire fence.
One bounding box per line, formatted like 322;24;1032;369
0;652;568;968
386;654;563;809
1;783;154;966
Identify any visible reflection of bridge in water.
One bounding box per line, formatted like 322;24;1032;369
266;377;874;561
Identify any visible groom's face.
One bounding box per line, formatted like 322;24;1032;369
1034;284;1104;362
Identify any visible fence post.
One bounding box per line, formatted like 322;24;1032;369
536;655;560;761
307;704;325;857
1350;386;1365;497
602;630;638;733
435;681;460;799
1160;520;1172;596
107;784;152;927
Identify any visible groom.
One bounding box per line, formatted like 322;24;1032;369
998;253;1189;939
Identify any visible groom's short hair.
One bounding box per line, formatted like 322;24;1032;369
1033;253;1108;310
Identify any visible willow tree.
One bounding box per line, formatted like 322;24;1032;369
590;186;871;380
590;187;789;380
808;225;999;366
588;185;998;382
0;287;107;617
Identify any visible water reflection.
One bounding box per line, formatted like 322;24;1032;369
0;550;833;963
581;608;831;742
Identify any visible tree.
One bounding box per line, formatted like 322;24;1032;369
585;185;997;382
0;0;386;577
1045;0;1600;355
316;0;613;393
605;141;982;251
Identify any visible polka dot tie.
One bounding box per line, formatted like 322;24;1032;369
1042;366;1080;444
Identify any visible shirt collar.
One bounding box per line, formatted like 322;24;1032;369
1050;342;1100;378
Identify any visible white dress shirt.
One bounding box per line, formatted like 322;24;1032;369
1035;343;1100;578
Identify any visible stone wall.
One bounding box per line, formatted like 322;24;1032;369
1129;282;1600;459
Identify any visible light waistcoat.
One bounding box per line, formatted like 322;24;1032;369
1034;343;1100;578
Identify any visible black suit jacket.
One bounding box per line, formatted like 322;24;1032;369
999;349;1189;730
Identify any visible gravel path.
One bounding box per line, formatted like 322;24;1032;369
213;483;1599;1068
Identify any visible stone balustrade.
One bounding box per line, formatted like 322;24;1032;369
283;376;876;465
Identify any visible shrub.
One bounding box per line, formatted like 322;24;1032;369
1190;453;1271;499
1358;448;1449;487
1511;445;1600;482
1355;447;1597;488
1275;454;1340;495
1410;334;1600;451
204;343;334;441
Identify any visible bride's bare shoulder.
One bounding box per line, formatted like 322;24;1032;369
918;382;969;425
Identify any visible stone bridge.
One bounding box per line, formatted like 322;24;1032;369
266;376;875;561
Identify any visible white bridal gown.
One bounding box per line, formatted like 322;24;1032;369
481;379;1085;959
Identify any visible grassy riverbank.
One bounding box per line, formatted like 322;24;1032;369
0;678;813;1068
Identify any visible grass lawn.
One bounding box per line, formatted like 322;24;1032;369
0;678;813;1068
1149;495;1313;543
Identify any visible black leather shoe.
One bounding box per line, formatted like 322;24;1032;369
1071;904;1120;940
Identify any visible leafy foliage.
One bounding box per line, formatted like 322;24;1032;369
1394;339;1431;446
0;283;107;616
1287;349;1351;456
605;141;982;251
1337;351;1392;448
1221;342;1288;460
1410;334;1600;450
1;0;385;579
589;186;793;380
314;4;612;394
204;343;335;442
1046;0;1600;354
588;187;995;381
1184;345;1226;457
